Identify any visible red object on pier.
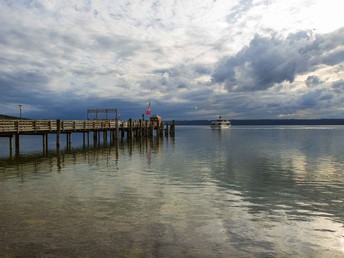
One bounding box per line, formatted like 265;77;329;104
146;102;151;115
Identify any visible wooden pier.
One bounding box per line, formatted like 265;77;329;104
0;119;175;156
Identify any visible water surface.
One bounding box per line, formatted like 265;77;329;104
0;126;343;257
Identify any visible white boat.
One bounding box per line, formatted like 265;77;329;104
210;116;231;129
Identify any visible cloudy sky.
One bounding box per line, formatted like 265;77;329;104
0;0;343;120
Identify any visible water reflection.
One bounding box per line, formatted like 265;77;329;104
0;126;343;257
0;136;171;181
175;126;344;256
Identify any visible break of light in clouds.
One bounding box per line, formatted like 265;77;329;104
0;0;343;120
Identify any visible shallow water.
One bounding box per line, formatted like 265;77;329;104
0;126;343;257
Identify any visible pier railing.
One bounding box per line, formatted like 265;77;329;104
0;120;125;134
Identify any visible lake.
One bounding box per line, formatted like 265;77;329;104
0;125;343;257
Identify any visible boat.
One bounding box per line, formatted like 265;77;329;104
210;116;231;129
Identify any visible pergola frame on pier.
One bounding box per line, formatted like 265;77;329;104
87;109;118;120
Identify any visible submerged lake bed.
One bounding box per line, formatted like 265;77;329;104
0;125;344;257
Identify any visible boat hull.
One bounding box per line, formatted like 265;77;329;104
210;124;231;129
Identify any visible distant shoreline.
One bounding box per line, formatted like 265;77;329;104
3;114;344;125
171;119;344;126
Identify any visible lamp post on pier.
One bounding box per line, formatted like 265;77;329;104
18;104;23;118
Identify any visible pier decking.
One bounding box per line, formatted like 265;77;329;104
0;119;175;156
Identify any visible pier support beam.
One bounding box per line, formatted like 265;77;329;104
56;119;61;148
66;133;72;149
165;123;169;137
145;120;148;137
128;119;133;139
103;131;107;144
93;131;98;145
43;133;48;153
15;134;20;156
9;135;13;158
115;115;119;140
150;121;154;137
170;120;175;136
82;132;86;147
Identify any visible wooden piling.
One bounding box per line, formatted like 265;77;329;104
165;123;169;137
103;131;107;144
93;131;98;144
150;121;154;137
56;119;61;148
160;122;164;136
170;120;175;136
9;136;13;157
128;119;132;139
15;134;20;155
145;120;148;137
66;133;71;146
43;133;48;152
115;116;119;140
157;121;160;137
82;132;85;145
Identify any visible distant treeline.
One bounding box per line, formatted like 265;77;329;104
170;119;344;125
2;113;344;125
0;114;21;120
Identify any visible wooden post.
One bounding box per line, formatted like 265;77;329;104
83;132;85;146
103;131;107;144
56;119;61;148
160;122;164;136
66;133;71;146
150;121;154;137
165;123;169;137
15;134;20;156
139;119;143;137
110;130;114;143
145;120;148;137
93;130;98;145
157;121;160;137
116;110;119;140
43;133;48;153
128;119;132;139
9;135;13;158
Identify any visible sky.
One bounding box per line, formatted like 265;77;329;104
0;0;343;120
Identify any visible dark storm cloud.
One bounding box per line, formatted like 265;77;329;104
212;28;344;92
0;70;50;99
298;89;333;109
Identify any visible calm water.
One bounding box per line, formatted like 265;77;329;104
0;126;343;257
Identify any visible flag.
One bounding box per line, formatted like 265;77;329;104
146;102;151;115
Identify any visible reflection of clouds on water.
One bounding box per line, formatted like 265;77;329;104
191;127;344;255
0;127;344;256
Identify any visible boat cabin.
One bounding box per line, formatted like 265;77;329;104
150;114;162;126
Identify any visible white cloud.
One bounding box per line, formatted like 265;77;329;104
0;0;343;119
